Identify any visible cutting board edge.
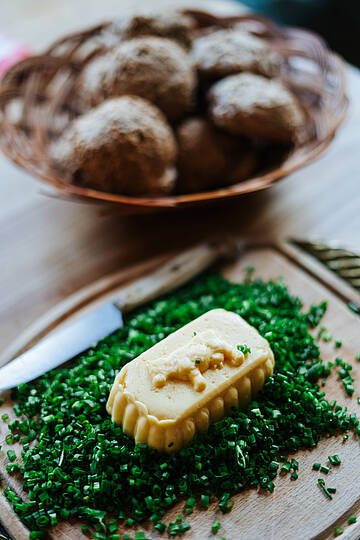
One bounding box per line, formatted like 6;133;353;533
1;239;360;540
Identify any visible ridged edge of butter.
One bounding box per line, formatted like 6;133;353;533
106;354;274;452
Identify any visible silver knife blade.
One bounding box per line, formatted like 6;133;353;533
0;303;123;391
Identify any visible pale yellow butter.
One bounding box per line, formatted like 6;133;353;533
106;309;274;452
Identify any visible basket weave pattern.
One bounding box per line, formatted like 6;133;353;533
0;10;348;213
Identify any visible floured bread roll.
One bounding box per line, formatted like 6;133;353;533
209;73;306;144
192;28;280;78
50;96;177;196
176;117;256;193
78;37;196;121
111;10;195;49
74;11;195;63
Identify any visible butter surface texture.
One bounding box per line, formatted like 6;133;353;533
107;309;274;451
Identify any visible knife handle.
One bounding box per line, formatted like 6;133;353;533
113;238;242;313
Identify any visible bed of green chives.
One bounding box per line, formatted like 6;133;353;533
3;272;359;538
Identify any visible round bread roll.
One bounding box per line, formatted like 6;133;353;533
192;29;280;79
78;37;196;121
209;73;306;144
50;96;177;196
176;116;256;193
112;10;195;48
77;11;195;63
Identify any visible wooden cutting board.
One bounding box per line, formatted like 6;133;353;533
1;241;360;540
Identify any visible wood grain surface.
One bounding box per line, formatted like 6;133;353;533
1;243;360;539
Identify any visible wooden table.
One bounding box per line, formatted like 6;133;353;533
1;0;360;357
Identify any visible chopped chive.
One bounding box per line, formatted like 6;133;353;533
6;463;20;474
219;493;234;513
327;487;337;494
317;327;326;339
320;466;330;474
108;519;118;533
281;462;291;473
134;533;148;540
200;495;210;508
312;462;321;471
185;496;196;515
348;516;357;524
328;455;341;466
334;526;344;536
267;481;275;492
7;449;16;462
335;340;342;348
318;478;333;500
291;472;298;480
154;522;166;533
211;520;221;534
237;344;251;355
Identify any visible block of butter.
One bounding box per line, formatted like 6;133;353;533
107;309;274;452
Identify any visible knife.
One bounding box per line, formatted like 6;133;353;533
0;240;239;392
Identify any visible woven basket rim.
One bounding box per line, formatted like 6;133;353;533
0;9;349;211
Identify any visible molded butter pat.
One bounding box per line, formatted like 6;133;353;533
107;309;274;452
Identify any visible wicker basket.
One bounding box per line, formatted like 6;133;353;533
0;10;348;214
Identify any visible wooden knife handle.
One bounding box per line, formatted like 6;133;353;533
113;238;242;313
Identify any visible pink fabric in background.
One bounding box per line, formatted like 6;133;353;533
0;34;30;78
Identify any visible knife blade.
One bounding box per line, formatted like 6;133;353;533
0;303;123;391
0;240;237;392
